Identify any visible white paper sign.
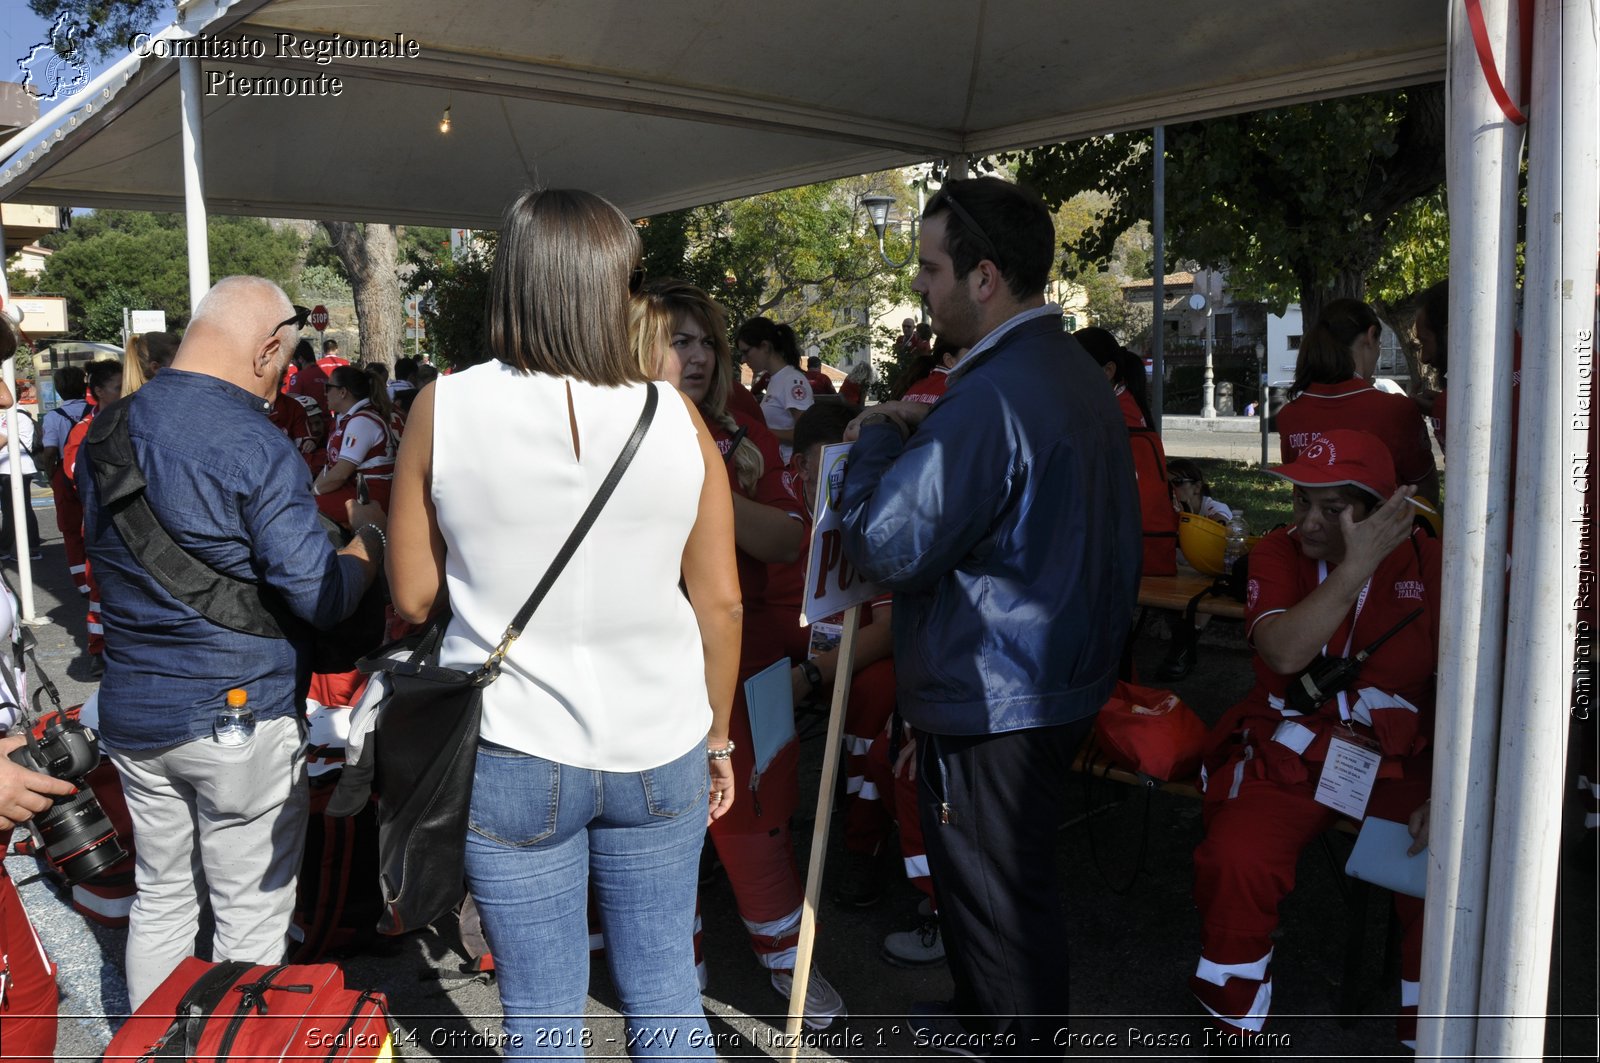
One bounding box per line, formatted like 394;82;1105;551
129;309;166;334
799;441;883;626
1314;735;1382;819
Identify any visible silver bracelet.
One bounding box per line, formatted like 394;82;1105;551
707;739;736;761
355;522;387;552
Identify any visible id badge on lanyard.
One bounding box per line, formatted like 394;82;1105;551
1316;562;1372;724
1312;563;1378;817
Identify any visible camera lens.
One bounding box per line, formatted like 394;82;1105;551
29;787;128;886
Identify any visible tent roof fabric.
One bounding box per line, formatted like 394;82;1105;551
0;0;1444;225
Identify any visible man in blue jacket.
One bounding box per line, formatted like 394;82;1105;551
839;176;1141;1053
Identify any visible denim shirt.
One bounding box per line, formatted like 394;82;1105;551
79;369;369;751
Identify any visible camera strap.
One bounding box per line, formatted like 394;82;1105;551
1316;561;1373;722
84;397;305;641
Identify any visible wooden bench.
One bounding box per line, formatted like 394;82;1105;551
1132;572;1245;678
1137;573;1246;620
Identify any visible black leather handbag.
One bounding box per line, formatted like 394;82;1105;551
357;383;658;934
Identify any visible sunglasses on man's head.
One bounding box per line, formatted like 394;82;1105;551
1170;478;1198;487
934;186;1003;269
269;305;312;338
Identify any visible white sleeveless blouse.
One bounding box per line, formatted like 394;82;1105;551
431;362;709;770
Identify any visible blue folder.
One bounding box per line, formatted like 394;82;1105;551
1345;817;1428;899
742;658;796;775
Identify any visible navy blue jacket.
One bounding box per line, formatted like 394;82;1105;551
839;312;1141;735
79;369;369;751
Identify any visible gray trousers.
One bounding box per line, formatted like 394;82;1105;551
108;714;308;1009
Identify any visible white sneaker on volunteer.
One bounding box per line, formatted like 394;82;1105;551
769;967;847;1030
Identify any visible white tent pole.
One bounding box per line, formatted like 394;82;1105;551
1478;0;1598;1052
1;359;38;622
178;57;210;312
1418;0;1526;1056
0;217;38;624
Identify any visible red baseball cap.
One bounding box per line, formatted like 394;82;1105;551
1270;429;1396;500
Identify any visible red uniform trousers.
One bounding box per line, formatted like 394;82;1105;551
50;467;87;597
0;856;59;1063
1192;771;1428;1045
840;658;898;855
863;721;936;908
706;669;806;972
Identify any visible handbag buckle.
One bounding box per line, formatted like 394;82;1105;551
478;625;520;684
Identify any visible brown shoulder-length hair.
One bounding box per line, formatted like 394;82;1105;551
629;279;764;494
1292;298;1380;394
487;188;645;385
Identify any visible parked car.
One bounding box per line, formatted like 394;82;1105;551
31;341;123;412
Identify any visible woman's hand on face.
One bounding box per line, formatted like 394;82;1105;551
707;758;736;824
1339;485;1416;575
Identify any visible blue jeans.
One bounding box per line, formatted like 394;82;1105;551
464;740;713;1060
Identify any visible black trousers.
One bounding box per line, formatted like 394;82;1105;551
918;716;1095;1057
0;475;41;556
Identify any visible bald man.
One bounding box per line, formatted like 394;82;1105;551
77;276;387;1007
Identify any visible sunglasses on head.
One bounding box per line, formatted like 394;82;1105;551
933;185;1003;270
1171;478;1198;486
269;305;312;338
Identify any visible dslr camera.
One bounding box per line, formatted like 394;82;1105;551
8;714;128;885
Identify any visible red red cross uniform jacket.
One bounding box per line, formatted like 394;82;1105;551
1277;379;1437;489
703;407;814;972
1192;525;1441;1047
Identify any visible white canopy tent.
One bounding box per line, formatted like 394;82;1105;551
0;0;1447;225
0;2;1592;1058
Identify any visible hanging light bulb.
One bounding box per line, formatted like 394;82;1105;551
438;105;452;134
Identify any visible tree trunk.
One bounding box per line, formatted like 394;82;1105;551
1296;267;1367;332
321;221;402;366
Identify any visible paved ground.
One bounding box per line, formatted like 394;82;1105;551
6;484;1594;1061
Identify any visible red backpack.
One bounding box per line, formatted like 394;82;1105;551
1128;427;1178;576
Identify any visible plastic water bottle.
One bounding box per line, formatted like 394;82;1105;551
213;688;255;746
1223;510;1249;574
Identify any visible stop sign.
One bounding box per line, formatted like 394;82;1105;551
308;305;330;332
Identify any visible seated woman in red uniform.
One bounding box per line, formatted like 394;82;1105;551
631;280;848;1029
313;365;396;527
1191;429;1439;1050
1276;299;1440;504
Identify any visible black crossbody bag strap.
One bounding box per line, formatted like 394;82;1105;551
472;382;658;684
84;398;302;640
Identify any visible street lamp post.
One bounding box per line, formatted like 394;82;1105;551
1191;292;1216;418
860;190;925;325
1257;341;1269;466
860;193;919;270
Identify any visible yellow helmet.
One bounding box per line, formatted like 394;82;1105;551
1178;513;1263;577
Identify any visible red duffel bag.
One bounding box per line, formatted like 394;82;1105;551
1094;681;1209;784
102;957;399;1061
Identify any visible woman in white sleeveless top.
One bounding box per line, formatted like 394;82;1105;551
386;189;741;1059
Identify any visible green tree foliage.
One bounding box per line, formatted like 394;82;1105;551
80;281;142;342
19;210;301;338
637;174;915;365
1083;271;1151;348
1014;86;1447;326
405;233;496;369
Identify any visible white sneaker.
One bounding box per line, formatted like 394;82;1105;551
770;967;847;1030
882;915;945;967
